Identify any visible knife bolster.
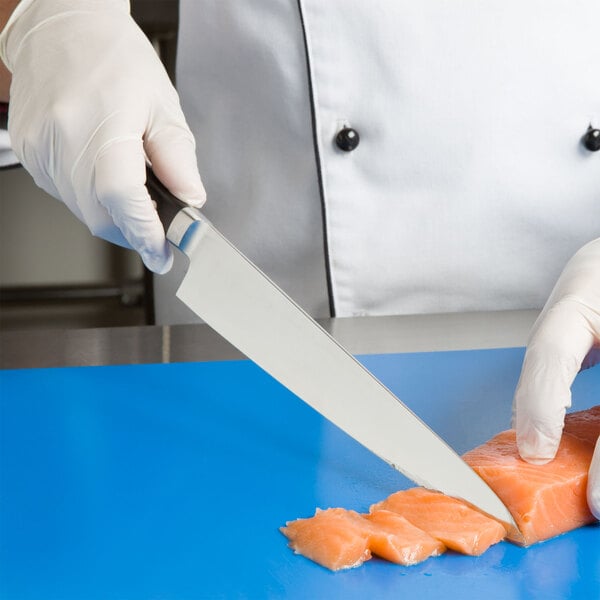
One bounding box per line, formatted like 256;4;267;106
166;208;203;256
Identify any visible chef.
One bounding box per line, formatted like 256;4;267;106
1;0;599;513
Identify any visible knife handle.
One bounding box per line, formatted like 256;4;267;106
146;165;189;232
146;164;205;255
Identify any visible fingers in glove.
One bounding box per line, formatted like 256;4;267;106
513;300;597;464
145;121;206;207
94;138;173;274
588;437;600;520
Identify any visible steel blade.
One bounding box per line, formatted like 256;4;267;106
167;209;519;535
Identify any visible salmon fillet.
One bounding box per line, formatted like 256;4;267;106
370;487;506;555
282;406;599;569
463;407;600;546
281;507;445;570
563;404;600;445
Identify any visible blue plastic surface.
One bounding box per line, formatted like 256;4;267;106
1;348;598;599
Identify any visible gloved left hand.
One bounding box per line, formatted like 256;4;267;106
513;238;600;518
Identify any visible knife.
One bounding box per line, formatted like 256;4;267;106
147;167;520;537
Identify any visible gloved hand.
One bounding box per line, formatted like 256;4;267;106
0;0;205;273
513;238;600;518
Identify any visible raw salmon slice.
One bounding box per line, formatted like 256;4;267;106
370;487;506;555
364;509;446;565
281;507;445;570
281;508;372;571
463;406;600;546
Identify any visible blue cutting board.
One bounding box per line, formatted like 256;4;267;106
1;348;598;599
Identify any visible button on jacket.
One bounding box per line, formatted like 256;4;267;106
155;1;599;324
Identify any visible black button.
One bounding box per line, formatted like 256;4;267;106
583;126;600;152
335;127;360;152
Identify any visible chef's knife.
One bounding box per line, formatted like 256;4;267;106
148;167;520;537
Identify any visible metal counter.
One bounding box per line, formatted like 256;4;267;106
0;309;539;369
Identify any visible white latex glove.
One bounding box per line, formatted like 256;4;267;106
513;238;600;518
0;0;205;273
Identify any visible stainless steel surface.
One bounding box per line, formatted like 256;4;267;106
327;309;538;354
0;310;539;370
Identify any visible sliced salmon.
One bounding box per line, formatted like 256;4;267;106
364;509;446;564
281;508;372;571
463;407;600;546
281;507;445;570
370;487;506;555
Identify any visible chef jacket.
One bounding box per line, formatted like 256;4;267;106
154;0;599;324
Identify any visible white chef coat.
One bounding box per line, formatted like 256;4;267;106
154;0;599;324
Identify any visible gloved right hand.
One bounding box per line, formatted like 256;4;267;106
0;0;205;273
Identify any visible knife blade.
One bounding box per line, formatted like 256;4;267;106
148;167;520;537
